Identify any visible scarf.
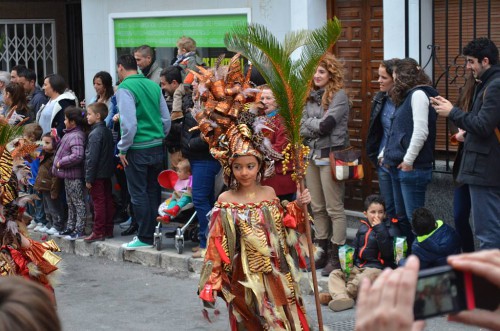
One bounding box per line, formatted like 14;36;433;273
309;88;325;106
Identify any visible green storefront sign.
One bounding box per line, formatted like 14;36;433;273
114;14;247;48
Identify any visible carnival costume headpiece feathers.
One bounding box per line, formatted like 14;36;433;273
191;53;283;185
0;117;61;291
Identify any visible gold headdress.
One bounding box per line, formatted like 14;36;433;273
0;119;24;207
191;53;283;185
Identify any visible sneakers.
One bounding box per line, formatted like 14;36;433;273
328;294;355;312
46;227;59;236
27;220;37;229
119;217;132;229
164;205;181;217
319;293;332;306
121;236;153;251
156;215;171;224
33;223;44;232
64;232;85;241
38;225;49;233
57;229;74;237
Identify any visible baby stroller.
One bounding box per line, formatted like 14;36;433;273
153;170;198;253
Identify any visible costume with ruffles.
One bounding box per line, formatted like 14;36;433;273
0;122;61;296
199;198;310;331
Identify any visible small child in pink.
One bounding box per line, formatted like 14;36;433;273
157;159;192;223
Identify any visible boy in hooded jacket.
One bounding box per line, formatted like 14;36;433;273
411;207;461;269
323;195;401;312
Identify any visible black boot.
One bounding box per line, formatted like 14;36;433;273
314;239;329;269
120;222;138;236
321;243;341;277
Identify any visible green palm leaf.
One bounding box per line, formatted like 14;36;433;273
0;122;22;147
225;18;342;149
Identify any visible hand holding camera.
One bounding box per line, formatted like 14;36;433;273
355;250;500;331
446;250;500;330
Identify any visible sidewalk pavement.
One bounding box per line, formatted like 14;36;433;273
28;223;354;295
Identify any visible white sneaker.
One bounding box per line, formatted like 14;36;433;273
38;225;49;233
27;220;37;229
46;227;59;236
33;223;44;232
119;217;132;229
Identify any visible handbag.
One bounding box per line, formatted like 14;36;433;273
329;146;364;181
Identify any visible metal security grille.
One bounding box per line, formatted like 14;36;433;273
0;19;57;86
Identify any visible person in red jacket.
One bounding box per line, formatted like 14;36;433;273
260;85;296;201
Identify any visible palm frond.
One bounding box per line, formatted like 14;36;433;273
0;121;23;147
224;19;342;147
283;30;309;58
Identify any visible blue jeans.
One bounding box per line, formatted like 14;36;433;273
124;146;164;245
469;184;500;249
377;166;396;219
453;184;474;252
389;166;433;247
190;159;221;249
28;187;46;224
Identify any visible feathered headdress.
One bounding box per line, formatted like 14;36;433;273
191;53;283;185
0;119;24;207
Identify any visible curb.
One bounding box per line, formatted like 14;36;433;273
29;226;349;295
28;229;205;274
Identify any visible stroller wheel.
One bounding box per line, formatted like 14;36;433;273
155;236;162;251
176;238;184;254
175;227;184;254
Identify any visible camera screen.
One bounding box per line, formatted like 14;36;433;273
414;270;465;319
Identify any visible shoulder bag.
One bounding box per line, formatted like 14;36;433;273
329;134;364;182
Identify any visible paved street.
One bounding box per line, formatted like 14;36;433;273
56;253;481;331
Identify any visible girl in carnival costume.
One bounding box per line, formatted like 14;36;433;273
194;54;312;331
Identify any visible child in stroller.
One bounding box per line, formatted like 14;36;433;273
156;159;192;224
154;160;198;253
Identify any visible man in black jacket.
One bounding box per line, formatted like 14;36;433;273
160;66;190;170
17;67;48;122
432;37;500;249
181;96;221;258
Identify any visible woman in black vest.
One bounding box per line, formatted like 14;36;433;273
381;58;438;247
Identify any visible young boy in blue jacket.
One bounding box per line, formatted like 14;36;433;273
411;207;461;269
324;195;401;312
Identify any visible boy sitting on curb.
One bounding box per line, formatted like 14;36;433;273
411;207;461;269
320;195;401;312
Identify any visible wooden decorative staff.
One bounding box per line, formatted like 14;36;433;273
225;18;342;331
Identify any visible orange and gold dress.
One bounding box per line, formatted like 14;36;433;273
199;198;310;331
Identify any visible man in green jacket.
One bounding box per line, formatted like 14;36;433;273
116;54;170;250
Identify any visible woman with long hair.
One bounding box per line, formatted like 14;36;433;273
366;58;399;219
3;82;30;124
382;58;438;248
88;71;116;127
36;74;77;137
451;72;476;252
300;53;350;276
